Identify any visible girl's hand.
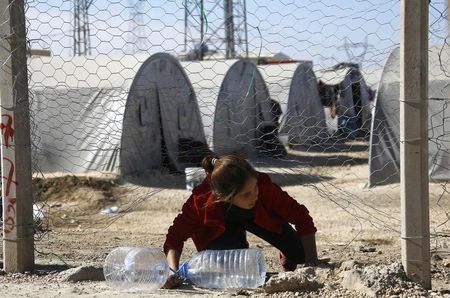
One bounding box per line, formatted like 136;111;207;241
162;273;183;289
301;233;319;267
164;249;182;288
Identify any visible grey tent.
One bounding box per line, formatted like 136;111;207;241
277;62;329;146
368;46;450;186
121;53;209;176
213;59;280;156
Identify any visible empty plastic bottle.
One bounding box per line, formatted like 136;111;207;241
178;248;266;289
103;247;169;292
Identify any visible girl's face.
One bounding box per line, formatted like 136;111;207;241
231;176;259;209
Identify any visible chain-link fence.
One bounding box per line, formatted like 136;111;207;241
0;0;449;294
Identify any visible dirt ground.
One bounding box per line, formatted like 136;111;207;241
1;144;450;297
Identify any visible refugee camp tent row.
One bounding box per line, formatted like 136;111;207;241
30;53;209;177
29;53;284;178
29;51;375;180
368;46;450;187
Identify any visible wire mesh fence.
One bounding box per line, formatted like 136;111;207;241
0;0;449;289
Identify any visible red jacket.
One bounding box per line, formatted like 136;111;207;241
163;172;316;253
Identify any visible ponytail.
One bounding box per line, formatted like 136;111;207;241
201;154;218;174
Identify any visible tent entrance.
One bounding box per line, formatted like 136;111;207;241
156;89;179;174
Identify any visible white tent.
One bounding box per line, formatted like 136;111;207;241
368;46;450;186
29;54;146;174
29;53;208;176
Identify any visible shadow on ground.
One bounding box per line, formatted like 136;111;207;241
121;140;369;189
251;153;368;168
290;139;369;153
123;161;331;189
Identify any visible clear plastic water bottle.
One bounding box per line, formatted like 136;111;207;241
103;247;169;292
185;167;206;191
178;248;266;289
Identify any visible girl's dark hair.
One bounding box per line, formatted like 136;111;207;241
201;154;258;203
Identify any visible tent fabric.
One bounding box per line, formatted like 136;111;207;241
258;62;298;114
183;59;238;148
29;53;209;176
368;46;450;187
29;54;148;174
278;62;329;145
186;59;298;154
31;87;126;174
213;59;275;156
120;53;208;176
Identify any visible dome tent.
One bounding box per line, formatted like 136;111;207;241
368;46;450;187
29;53;209;178
120;53;209;177
213;59;283;156
278;62;329;146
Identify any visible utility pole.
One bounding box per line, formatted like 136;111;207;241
0;0;34;272
225;0;235;59
184;0;248;60
73;0;92;56
400;0;430;289
127;0;150;54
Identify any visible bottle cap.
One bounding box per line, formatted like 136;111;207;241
178;261;189;279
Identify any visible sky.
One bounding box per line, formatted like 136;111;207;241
26;0;448;70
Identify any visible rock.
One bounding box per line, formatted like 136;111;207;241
340;261;357;271
339;262;413;297
359;246;376;253
264;267;325;294
340;269;377;297
58;266;104;282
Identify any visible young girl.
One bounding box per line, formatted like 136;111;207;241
163;154;318;289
